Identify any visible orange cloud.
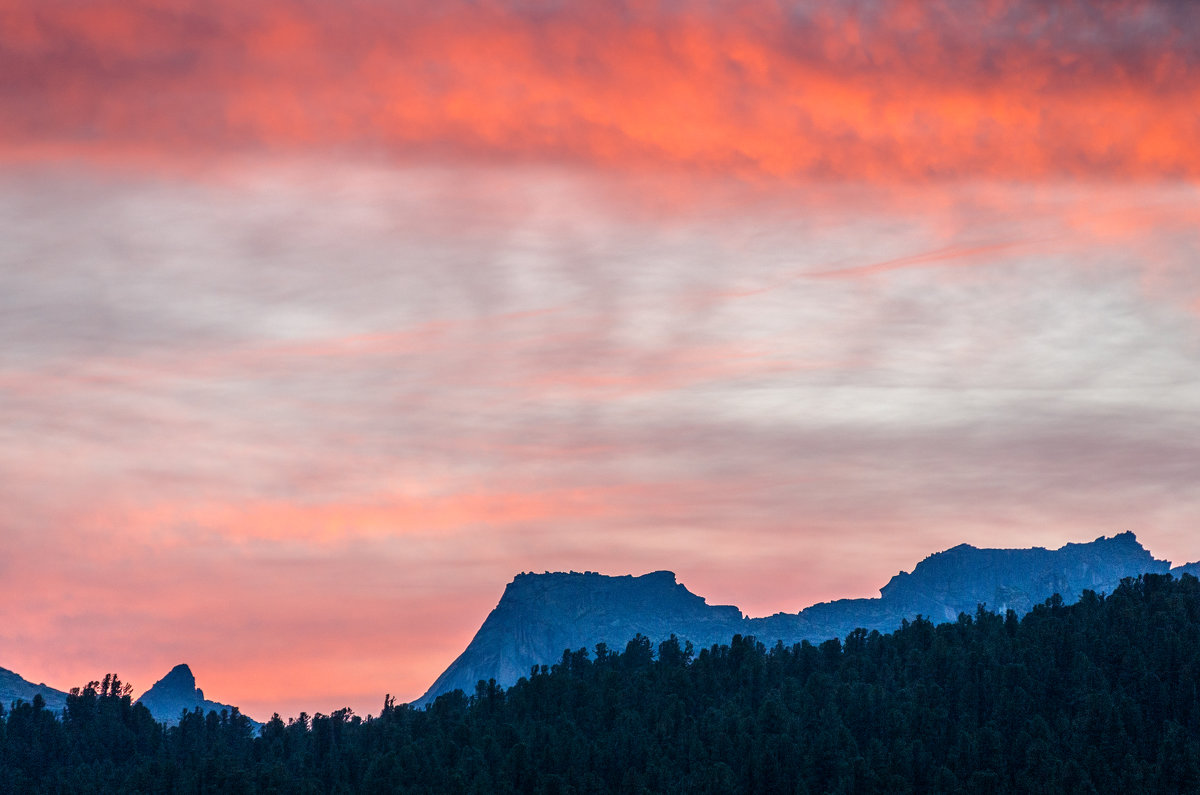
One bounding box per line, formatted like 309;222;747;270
3;0;1198;178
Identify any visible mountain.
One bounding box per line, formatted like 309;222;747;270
1172;559;1200;578
418;532;1188;705
136;664;259;728
0;666;69;713
418;570;744;707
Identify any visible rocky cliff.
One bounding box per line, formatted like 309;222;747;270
417;532;1191;705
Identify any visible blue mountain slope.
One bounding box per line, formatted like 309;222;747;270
418;532;1186;705
0;666;69;713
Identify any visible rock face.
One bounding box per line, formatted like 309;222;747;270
418;570;743;706
418;532;1190;705
136;664;258;727
0;666;69;713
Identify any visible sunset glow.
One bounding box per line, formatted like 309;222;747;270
5;1;1200;178
2;0;1199;719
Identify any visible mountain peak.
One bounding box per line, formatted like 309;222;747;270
418;533;1181;705
135;663;259;727
417;569;739;705
159;664;197;690
143;663;202;702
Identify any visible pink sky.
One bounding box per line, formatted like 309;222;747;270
2;1;1199;719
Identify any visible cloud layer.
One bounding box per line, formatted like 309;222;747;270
1;166;1198;716
3;0;1200;177
3;0;1198;719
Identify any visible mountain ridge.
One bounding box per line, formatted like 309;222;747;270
1;662;258;728
417;532;1196;705
0;666;70;713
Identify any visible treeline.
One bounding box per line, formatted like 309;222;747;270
3;574;1200;793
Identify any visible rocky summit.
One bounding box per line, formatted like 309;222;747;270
418;532;1199;705
417;570;744;706
136;664;258;727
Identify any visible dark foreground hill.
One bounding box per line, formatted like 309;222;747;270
420;532;1198;704
2;573;1198;793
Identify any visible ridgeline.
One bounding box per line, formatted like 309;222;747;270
3;573;1199;793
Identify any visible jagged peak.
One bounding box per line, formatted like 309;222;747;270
914;533;1145;564
879;533;1161;600
142;663;203;701
164;663;194;679
159;663;195;687
1061;531;1143;550
1106;531;1146;548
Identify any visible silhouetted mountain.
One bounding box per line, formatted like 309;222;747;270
0;665;69;713
7;574;1200;792
418;570;743;706
136;664;259;728
1172;559;1200;578
418;532;1179;705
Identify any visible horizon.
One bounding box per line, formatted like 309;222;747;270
6;529;1197;721
3;0;1199;720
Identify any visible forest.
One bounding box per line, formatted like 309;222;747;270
2;573;1199;793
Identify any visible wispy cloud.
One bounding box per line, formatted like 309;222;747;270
3;0;1199;720
2;166;1199;714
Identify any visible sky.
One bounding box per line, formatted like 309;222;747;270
2;0;1199;720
